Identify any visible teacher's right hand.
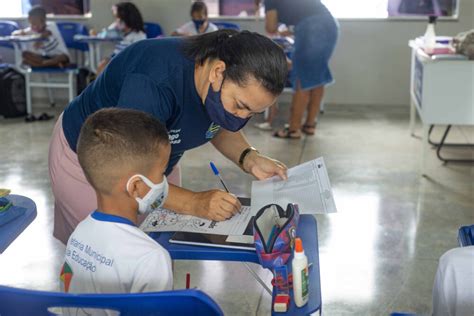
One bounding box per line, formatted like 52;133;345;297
191;190;241;221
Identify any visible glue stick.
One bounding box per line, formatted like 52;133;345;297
292;238;309;307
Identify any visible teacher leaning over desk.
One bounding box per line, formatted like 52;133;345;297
48;29;289;244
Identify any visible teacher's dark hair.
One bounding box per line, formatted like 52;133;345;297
114;2;145;33
182;29;288;95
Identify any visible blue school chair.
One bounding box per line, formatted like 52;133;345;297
0;21;19;49
0;285;223;316
144;22;164;38
458;224;474;247
24;22;89;115
213;21;240;31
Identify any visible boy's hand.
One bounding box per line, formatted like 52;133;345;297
40;30;52;38
191;190;241;221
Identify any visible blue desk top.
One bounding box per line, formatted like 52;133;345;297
152;214;321;315
0;195;37;253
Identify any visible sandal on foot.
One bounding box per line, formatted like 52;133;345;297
38;112;54;121
302;123;316;135
273;127;301;139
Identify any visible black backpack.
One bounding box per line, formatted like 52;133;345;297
0;66;26;118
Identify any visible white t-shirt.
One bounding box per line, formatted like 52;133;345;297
113;30;147;55
60;211;172;315
175;21;218;36
432;246;474;316
22;21;69;57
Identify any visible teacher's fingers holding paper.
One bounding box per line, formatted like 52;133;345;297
248;154;288;180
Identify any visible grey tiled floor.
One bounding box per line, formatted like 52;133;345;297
0;103;472;315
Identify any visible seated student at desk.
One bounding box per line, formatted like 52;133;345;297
432;246;474;316
172;1;218;37
12;5;70;68
96;2;147;75
60;109;172;305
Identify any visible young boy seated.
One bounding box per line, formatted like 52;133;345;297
172;1;218;36
60;108;172;298
12;5;70;68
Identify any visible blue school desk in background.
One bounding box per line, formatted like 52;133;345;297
152;200;322;315
0;194;37;253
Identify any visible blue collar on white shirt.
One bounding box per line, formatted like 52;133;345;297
91;210;136;227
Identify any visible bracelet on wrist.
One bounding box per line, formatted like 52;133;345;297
239;146;259;172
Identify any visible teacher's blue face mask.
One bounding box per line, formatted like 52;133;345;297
205;82;249;132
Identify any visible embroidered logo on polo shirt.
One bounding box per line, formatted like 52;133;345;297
60;261;73;293
206;123;220;139
169;129;181;145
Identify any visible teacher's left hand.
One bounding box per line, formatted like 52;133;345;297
243;151;288;180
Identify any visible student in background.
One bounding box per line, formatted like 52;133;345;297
96;2;146;74
432;246;474;316
172;1;218;36
60;109;172;307
13;5;70;68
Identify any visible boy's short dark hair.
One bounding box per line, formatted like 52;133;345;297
191;1;208;16
77;108;169;195
28;5;47;20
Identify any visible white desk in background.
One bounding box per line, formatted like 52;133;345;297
408;39;474;175
73;35;121;73
0;35;44;68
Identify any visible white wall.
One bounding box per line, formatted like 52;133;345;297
4;0;473;107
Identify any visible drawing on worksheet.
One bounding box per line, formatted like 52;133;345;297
140;205;253;236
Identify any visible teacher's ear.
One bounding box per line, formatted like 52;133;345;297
208;60;226;90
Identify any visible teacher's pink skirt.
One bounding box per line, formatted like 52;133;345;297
48;114;181;244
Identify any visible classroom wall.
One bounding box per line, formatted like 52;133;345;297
88;0;474;107
3;0;473;107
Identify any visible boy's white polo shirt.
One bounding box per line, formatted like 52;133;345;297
60;211;172;296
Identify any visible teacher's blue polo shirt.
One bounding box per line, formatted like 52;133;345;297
62;38;219;175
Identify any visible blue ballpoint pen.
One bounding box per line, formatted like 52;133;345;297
209;161;230;193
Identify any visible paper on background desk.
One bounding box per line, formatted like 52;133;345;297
251;157;337;215
140;205;252;235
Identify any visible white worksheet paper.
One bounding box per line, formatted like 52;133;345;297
140;206;252;235
251;157;337;214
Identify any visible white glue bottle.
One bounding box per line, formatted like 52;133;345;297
424;15;437;54
292;238;309;307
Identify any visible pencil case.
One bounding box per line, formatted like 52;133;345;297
253;203;299;270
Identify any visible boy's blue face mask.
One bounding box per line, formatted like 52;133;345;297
192;19;205;31
205;82;249;132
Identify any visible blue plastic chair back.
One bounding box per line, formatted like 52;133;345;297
0;285;224;316
0;21;19;49
56;22;89;51
458;224;474;247
213;21;240;31
144;22;163;38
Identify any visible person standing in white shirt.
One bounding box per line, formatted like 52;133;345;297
13;5;69;68
172;1;218;37
60;108;173;314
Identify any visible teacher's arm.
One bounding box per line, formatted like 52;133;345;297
210;129;288;180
